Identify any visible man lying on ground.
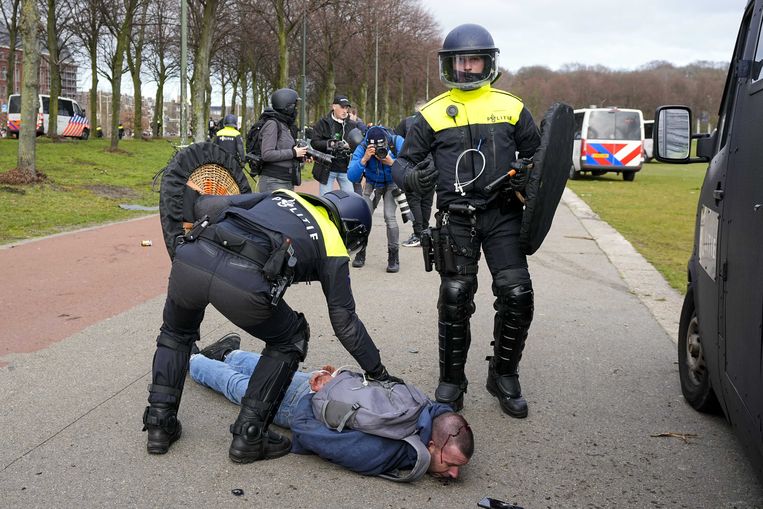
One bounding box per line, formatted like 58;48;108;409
190;333;473;481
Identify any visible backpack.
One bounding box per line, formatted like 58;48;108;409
245;116;281;176
311;369;432;482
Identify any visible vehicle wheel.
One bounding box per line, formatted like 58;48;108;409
623;171;636;181
569;165;580;180
591;170;606;177
678;289;720;413
81;129;89;140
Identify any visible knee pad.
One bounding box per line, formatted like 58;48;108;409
493;268;534;327
156;331;197;354
262;312;310;363
438;277;477;323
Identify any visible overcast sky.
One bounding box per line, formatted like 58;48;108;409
419;0;747;71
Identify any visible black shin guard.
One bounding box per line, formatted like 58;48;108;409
435;319;471;411
487;275;533;418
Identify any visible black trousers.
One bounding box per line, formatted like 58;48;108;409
408;187;435;237
149;239;302;405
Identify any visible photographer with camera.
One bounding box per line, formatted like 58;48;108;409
310;95;357;195
252;88;308;193
347;125;406;272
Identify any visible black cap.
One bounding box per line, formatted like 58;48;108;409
333;95;351;107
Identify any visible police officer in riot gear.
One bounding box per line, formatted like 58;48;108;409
392;24;541;418
213;114;246;178
143;189;402;462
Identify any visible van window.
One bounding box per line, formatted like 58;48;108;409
59;99;74;116
42;96;49;114
644;121;654;138
574;112;584;139
753;17;763;81
8;95;20;114
587;111;641;140
73;102;82;116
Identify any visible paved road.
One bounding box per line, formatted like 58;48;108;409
0;187;760;508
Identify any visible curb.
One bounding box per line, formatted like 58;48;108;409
561;188;684;344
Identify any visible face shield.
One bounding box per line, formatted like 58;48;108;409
439;52;498;90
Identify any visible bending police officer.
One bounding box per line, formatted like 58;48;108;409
392;24;541;418
143;189;402;462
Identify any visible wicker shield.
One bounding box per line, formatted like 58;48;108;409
159;142;251;259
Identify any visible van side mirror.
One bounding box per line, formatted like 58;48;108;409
654;106;711;164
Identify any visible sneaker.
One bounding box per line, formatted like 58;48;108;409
199;333;241;362
402;234;420;248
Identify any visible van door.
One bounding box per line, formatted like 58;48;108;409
572;112;584;171
58;99;74;135
718;2;763;447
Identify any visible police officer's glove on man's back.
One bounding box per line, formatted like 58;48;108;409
507;158;533;193
366;365;404;384
404;160;438;195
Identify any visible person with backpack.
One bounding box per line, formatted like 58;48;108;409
212;114;246;179
246;88;308;193
189;333;473;481
347;125;405;272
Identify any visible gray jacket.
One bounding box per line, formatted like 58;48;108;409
260;118;297;181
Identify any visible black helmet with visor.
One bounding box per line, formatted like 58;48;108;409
438;24;499;91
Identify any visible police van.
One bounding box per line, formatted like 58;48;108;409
6;94;90;139
654;0;763;477
570;107;644;181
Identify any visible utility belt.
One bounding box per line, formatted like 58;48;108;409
420;206;479;276
182;216;297;306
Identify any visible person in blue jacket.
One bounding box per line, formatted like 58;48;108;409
347;125;406;272
189;334;473;481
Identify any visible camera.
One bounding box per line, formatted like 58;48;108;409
328;139;351;160
297;139;334;165
374;145;389;159
392;188;413;223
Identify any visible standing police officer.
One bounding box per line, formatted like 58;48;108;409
213;114;246;178
143;189;402;462
392;24;540;418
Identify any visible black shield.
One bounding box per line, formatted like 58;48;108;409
159;142;251;259
520;102;575;255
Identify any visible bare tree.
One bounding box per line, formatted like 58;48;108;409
70;0;104;134
42;0;75;139
188;0;218;142
100;0;141;149
125;0;148;136
17;0;40;177
144;0;179;137
1;0;21;97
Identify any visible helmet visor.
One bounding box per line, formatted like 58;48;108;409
439;52;497;90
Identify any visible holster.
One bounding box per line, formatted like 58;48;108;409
263;238;297;307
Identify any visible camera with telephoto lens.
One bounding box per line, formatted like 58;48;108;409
328;138;352;160
297;139;334;165
373;144;389;160
391;188;413;223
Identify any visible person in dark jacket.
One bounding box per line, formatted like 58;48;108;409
189;337;473;481
347;125;405;272
394;104;435;248
213;114;246;178
392;24;541;418
310;95;357;195
143;189;403;464
256;88;308;193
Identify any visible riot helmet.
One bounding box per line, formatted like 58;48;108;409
222;114;238;127
271;88;300;120
438;24;499;91
297;190;371;252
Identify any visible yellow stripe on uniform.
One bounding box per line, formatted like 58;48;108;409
420;85;525;133
279;189;349;258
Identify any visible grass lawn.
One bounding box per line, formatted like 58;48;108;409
566;161;708;292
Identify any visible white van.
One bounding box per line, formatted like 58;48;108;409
6;94;90;139
570;107;644;181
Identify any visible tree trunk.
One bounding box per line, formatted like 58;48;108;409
46;0;60;140
89;38;98;134
110;17;133;150
191;0;218;142
275;0;288;88
239;70;248;133
7;22;18;95
128;0;148;138
153;77;164;137
17;0;40;177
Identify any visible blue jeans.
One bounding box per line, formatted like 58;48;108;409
190;350;311;428
319;171;354;195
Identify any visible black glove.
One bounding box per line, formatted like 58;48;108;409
507;158;533;193
366;365;404;384
404;160;438;195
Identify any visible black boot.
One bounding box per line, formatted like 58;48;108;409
143;403;182;454
485;308;530;418
229;402;291;463
352;246;366;268
434;319;470;412
386;247;399;273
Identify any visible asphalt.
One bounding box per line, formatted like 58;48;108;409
0;185;761;508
